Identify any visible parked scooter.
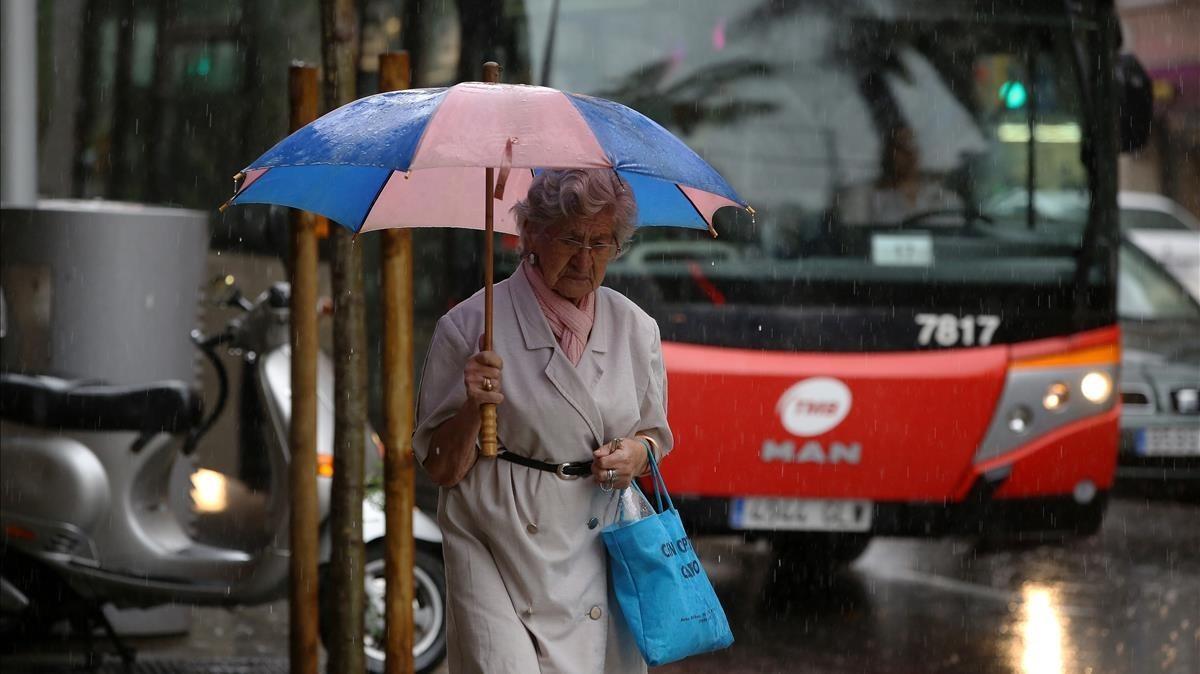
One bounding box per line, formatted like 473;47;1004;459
0;280;447;672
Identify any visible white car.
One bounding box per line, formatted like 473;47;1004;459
1120;191;1200;301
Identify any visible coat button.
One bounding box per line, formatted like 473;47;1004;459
526;523;538;534
587;517;599;530
588;606;602;620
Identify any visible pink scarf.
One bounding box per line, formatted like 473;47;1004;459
523;260;595;366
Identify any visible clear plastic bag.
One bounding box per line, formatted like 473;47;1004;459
616;485;656;524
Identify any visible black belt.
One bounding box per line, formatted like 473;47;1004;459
498;449;593;479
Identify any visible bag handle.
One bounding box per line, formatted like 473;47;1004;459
611;448;674;525
645;447;675;513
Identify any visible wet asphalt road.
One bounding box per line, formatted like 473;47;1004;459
680;490;1199;674
2;491;1196;674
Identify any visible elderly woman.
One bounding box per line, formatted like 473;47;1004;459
413;168;672;673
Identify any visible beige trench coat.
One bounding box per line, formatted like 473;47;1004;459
413;267;673;674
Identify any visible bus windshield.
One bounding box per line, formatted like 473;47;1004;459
513;0;1107;350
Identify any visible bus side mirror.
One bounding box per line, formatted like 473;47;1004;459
1115;54;1152;153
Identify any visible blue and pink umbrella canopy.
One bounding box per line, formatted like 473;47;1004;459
228;82;748;235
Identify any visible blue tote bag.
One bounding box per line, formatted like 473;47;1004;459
601;452;734;665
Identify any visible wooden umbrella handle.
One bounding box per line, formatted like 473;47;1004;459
480;404;499;457
479;167;499;458
478;62;502;458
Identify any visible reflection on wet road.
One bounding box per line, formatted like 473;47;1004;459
1;496;1196;673
669;496;1199;674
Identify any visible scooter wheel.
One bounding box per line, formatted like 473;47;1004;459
319;541;447;674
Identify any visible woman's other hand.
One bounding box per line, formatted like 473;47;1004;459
591;437;649;490
464;349;504;407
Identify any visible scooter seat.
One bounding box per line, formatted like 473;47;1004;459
0;373;203;435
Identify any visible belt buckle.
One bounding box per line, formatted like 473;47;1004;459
555;462;580;480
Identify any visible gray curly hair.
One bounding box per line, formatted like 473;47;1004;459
512;169;637;255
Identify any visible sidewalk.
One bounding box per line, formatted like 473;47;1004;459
1;599;449;673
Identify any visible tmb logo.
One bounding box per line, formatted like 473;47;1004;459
776;377;852;436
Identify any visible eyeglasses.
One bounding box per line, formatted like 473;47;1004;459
552;236;622;261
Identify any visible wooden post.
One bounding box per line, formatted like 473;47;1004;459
321;1;365;672
478;61;502;458
378;51;415;674
288;63;322;674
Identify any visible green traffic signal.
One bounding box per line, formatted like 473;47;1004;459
999;80;1028;109
185;54;213;79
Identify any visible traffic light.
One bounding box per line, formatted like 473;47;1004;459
186;54;213;78
999;80;1027;109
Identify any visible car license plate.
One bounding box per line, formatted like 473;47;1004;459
1136;427;1200;457
730;498;872;532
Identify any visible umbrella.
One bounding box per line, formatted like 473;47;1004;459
226;71;750;455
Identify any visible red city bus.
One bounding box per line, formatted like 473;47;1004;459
417;0;1148;562
567;0;1142;561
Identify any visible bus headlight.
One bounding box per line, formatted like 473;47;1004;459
1080;371;1112;404
1042;382;1069;412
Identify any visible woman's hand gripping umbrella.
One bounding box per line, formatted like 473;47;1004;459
224;63;750;457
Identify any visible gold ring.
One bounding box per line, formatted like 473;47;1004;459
483;378;494;392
